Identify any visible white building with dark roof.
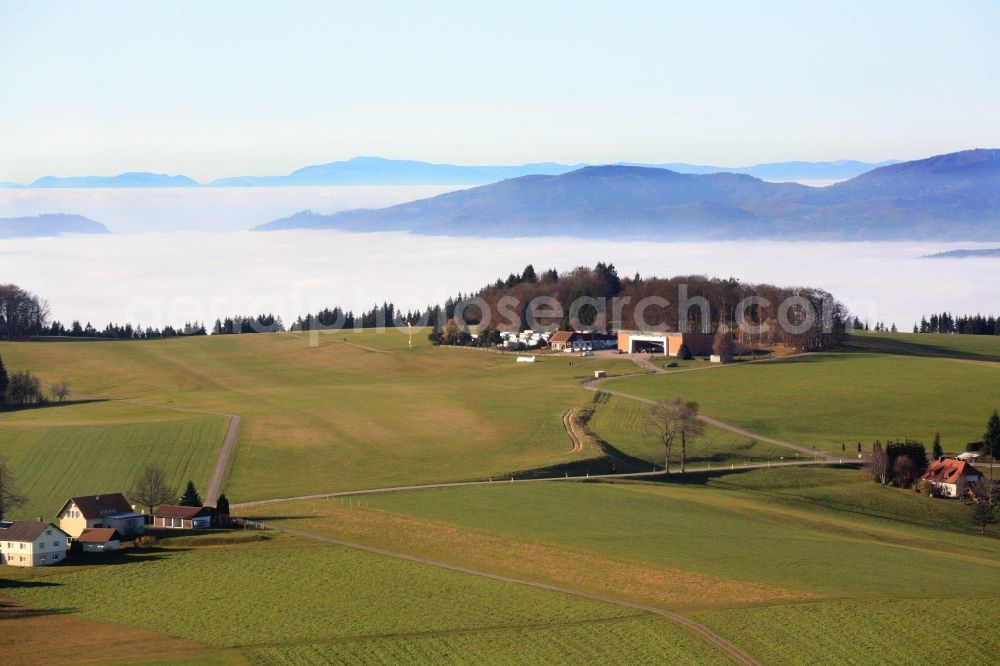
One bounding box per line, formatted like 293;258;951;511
0;520;70;567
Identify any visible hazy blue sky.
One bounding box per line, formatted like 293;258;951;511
2;0;998;182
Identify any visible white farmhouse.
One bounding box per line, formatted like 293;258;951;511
0;520;70;567
920;459;983;498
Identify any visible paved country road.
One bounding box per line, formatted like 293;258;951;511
261;523;763;666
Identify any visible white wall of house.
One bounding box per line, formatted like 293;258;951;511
0;527;69;567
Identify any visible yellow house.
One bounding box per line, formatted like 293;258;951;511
57;493;145;539
0;520;70;567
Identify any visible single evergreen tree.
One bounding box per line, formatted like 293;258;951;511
932;432;943;460
215;492;230;516
984;409;1000;458
179;480;202;507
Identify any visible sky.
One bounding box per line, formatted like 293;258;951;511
2;1;999;183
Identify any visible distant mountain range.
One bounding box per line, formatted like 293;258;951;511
254;149;1000;241
923;247;1000;258
0;213;109;238
28;172;201;188
6;156;896;188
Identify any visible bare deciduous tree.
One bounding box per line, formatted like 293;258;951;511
868;442;889;484
0;458;26;521
130;465;175;516
646;398;703;473
678;401;705;473
51;380;71;403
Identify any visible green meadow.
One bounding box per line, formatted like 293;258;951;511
3;330;999;664
246;466;1000;664
2;533;728;665
0;331;641;507
589;394;812;466
851;329;1000;360
0;399;225;520
609;348;1000;453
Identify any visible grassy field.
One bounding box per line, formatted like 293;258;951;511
0;331;641;503
609;349;1000;453
0;399;226;520
1;532;729;665
4;330;1000;663
850;329;1000;360
245;466;1000;664
589;394;814;466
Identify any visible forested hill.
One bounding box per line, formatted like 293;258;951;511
0;213;109;238
255;149;1000;241
291;263;849;352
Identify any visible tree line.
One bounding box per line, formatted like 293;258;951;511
212;314;285;335
42;320;207;339
0;353;71;410
914;312;1000;336
0;284;49;339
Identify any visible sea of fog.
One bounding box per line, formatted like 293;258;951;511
1;186;996;330
2;230;997;331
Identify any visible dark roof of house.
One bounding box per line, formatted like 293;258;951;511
154;504;211;519
0;520;67;542
58;493;134;519
77;528;120;543
572;332;617;341
921;459;982;484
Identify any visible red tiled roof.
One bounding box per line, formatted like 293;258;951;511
550;331;574;343
57;493;134;519
921;459;983;484
153;504;211;520
77;528;120;543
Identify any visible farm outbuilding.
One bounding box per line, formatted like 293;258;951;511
549;331;617;352
153;505;213;529
616;330;714;356
77;528;121;553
